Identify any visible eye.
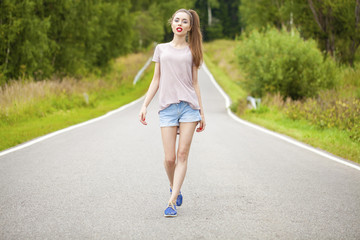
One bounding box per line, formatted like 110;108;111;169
174;19;179;22
183;20;188;24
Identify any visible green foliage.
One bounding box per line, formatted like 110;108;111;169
46;0;134;75
236;27;339;99
204;39;360;162
239;0;287;30
203;40;247;102
0;49;152;127
239;0;360;66
0;0;54;81
217;0;241;38
194;0;242;41
206;19;224;40
285;91;360;142
283;64;360;142
0;49;153;150
0;0;134;82
132;4;164;49
0;0;205;82
250;105;269;114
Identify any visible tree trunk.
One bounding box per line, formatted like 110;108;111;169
207;1;212;26
308;0;335;57
327;6;335;58
308;0;325;32
4;14;11;74
349;0;360;66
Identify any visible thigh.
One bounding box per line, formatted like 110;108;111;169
178;122;198;154
161;126;178;159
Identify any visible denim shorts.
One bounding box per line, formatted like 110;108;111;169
159;101;202;127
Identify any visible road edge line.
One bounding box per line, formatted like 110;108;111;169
202;62;360;172
0;96;145;157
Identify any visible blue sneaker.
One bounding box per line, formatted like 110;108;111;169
170;188;183;207
164;202;177;217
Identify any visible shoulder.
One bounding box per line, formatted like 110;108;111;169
155;43;169;49
154;43;172;57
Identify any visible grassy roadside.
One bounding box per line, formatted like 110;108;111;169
203;39;247;103
0;52;154;151
204;39;360;163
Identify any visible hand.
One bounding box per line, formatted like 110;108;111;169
139;105;147;125
196;115;206;132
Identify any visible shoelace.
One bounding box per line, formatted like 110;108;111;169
168;202;176;210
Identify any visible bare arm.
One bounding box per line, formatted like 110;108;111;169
192;65;206;132
139;62;160;125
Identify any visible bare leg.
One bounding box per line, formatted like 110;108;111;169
169;122;198;204
160;126;178;189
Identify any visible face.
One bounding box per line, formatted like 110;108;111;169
171;11;191;36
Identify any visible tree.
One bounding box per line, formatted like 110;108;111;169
0;0;134;82
218;0;242;38
239;0;360;66
195;0;243;41
239;0;287;31
0;0;54;81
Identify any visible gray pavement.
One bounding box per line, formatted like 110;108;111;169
1;67;360;239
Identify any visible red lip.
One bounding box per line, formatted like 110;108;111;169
176;27;183;32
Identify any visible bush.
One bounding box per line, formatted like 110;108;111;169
285;90;360;142
236;27;339;100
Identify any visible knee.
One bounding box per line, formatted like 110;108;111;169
164;155;176;166
177;150;189;163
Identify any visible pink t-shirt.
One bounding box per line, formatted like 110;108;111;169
152;42;200;111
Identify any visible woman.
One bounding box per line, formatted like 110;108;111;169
139;9;205;217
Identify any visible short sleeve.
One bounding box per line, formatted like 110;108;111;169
152;45;160;62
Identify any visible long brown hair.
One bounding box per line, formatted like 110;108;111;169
170;9;203;68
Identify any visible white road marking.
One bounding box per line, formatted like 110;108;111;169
202;62;360;171
2;60;359;172
0;96;145;157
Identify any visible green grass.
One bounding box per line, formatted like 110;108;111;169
242;107;360;162
0;53;153;151
203;40;247;103
204;54;247;103
204;39;360;163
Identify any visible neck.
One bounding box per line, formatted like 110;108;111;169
171;34;188;47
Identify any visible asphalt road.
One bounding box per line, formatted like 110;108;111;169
1;66;360;240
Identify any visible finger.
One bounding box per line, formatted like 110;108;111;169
139;114;147;125
198;121;206;132
196;122;203;132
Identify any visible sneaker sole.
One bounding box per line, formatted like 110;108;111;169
164;214;177;217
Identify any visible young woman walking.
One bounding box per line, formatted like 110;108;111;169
138;9;206;217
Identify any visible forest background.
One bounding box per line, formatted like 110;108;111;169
1;0;359;162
